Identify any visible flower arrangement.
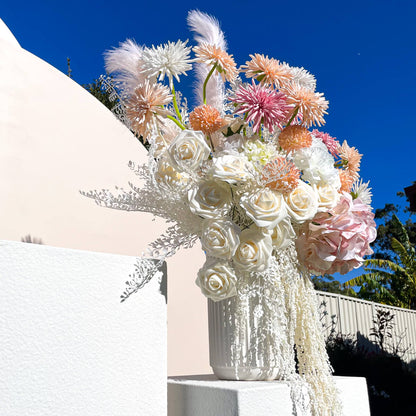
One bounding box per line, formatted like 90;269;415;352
83;10;376;415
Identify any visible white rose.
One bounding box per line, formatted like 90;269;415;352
239;188;287;229
149;134;167;158
292;137;341;189
270;217;296;250
210;154;251;184
201;219;240;260
285;181;319;223
233;226;273;272
188;180;232;219
196;259;237;301
168;130;211;172
312;183;340;212
155;157;190;191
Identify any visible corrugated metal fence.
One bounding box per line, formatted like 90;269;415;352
316;291;416;363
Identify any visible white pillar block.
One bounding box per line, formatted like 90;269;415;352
168;375;371;416
0;241;167;416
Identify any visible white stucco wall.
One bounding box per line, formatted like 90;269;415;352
0;240;167;415
0;19;209;376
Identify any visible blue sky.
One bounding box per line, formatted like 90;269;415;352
2;0;415;282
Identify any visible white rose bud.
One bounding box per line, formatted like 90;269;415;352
155;157;190;191
312;183;340;212
188;180;232;219
201;219;240;260
168;129;211;172
149;134;167;158
270;217;296;250
233;226;273;272
240;188;287;229
210;154;251;184
284;181;319;223
196;259;237;302
221;118;244;134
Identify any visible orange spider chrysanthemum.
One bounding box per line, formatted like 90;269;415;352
193;43;238;82
262;157;300;194
278;125;312;152
241;53;293;88
280;83;329;127
338;140;362;179
189;104;227;134
125;80;173;140
339;170;355;193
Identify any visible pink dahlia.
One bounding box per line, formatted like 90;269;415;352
230;82;291;133
312;130;339;157
296;193;376;275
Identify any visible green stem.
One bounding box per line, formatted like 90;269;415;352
243;112;248;137
258;117;264;140
167;115;185;130
170;80;183;123
203;63;218;105
206;134;215;152
286;107;299;127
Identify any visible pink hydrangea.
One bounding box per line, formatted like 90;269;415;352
296;193;377;275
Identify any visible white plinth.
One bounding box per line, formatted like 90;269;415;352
168;375;371;416
0;241;167;416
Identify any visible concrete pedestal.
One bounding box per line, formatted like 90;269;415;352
168;374;371;416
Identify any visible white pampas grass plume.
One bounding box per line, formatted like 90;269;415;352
187;10;226;112
187;10;226;49
104;39;145;97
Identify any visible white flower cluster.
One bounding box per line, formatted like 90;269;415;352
101;10;374;303
151;127;350;301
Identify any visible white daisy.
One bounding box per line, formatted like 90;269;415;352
140;40;193;83
352;179;373;205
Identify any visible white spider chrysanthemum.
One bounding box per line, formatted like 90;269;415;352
141;40;193;83
287;66;317;91
352;179;373;205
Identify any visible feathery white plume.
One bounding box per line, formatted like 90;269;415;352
187;10;226;49
104;39;145;97
187;10;226;112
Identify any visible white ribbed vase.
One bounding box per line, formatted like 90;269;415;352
208;296;283;381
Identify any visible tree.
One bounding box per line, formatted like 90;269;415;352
344;215;416;309
82;76;118;112
82;74;150;150
371;188;416;262
312;274;357;297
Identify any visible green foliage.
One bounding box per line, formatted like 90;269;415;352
370;309;394;353
327;336;416;416
312;274;357;297
344;215;416;309
326;307;416;416
372;189;416;262
82;74;150;150
82;77;117;111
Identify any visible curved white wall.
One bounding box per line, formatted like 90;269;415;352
0;19;208;376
